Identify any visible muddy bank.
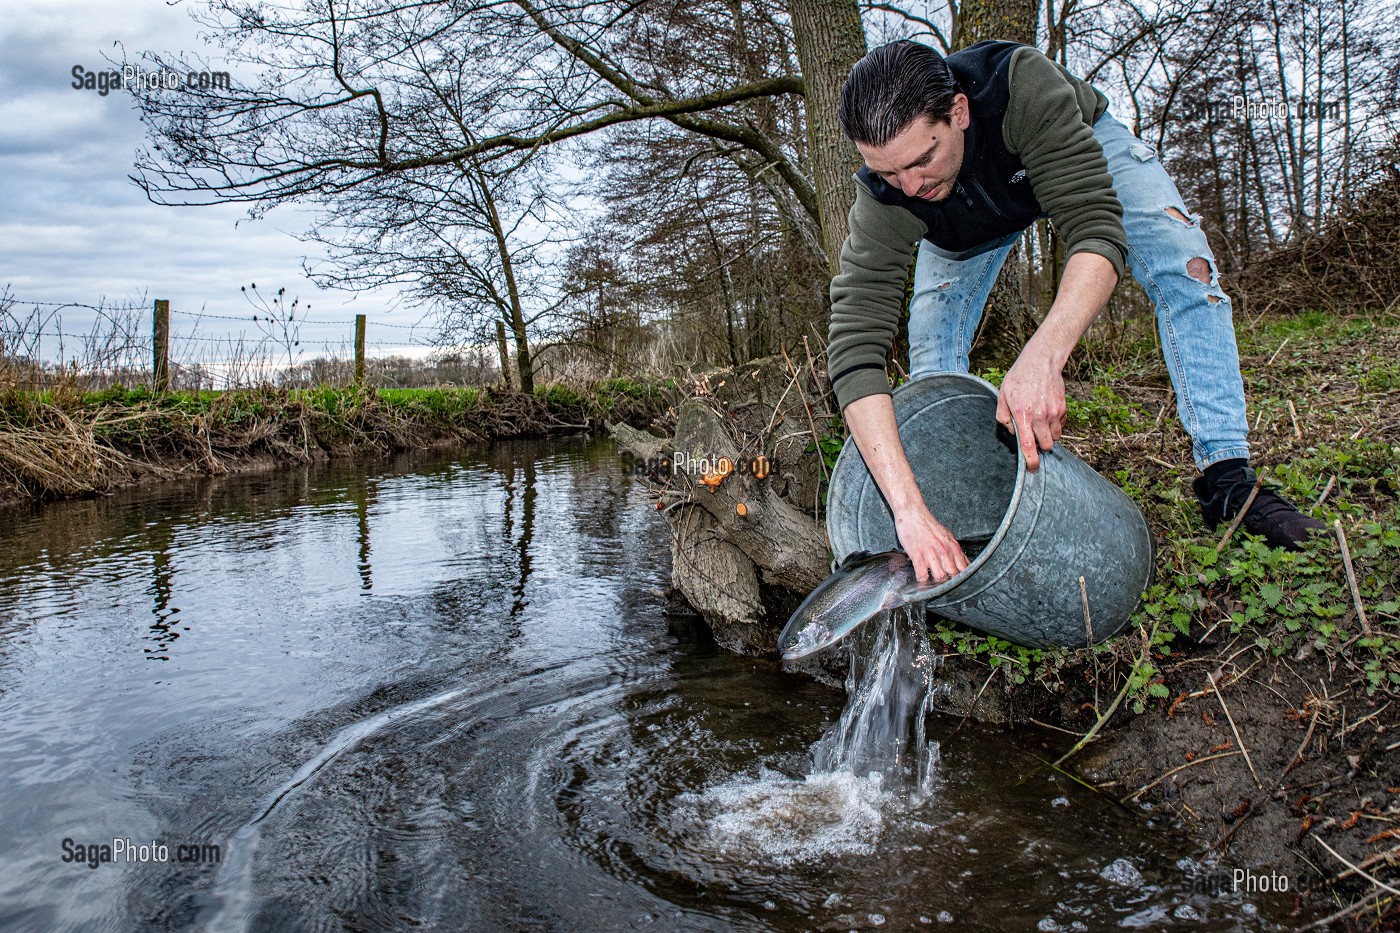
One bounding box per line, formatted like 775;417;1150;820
929;645;1397;924
935;312;1400;926
0;381;668;505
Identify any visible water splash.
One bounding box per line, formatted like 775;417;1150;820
675;607;946;864
812;606;946;800
676;767;889;867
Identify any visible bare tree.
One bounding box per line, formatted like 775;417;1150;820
1066;0;1400;262
303;148;558;392
130;0;887;374
789;0;869;273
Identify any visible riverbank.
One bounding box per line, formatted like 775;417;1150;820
0;379;668;504
639;308;1397;927
920;310;1399;928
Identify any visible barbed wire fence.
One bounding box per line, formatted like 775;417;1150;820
0;291;503;392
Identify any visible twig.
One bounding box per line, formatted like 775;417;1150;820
761;364;800;438
1208;670;1263;789
1303;843;1400;893
801;336;824;404
949;667;999;739
1287;399;1302;439
1145;454;1176;470
1124;750;1242;801
1299;888;1391;931
1314;474;1336;507
1197;615;1229;643
1216;468;1267;553
779;343;827;523
1338;701;1389;738
1312;834;1400;896
1266;336;1291;365
1270;706;1321;793
1054;674;1132;768
1081;575;1099;713
1028;718;1093;737
779;344;825;483
1054;620;1159;769
1023;752;1129;806
1335;520;1374;636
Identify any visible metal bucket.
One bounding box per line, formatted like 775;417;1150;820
826;373;1153;647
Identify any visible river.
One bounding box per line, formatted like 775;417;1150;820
0;437;1292;931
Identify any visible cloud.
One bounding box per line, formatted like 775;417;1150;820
0;0;419;361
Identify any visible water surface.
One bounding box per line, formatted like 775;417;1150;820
0;438;1294;931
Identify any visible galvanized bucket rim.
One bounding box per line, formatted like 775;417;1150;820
830;370;1027;602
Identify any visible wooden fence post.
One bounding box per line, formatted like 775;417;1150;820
354;314;366;386
153;299;170;392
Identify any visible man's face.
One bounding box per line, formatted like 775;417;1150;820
855;94;970;202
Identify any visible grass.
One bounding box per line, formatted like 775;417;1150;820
0;379;672;501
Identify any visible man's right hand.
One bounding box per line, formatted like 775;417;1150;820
843;393;971;585
895;505;970;584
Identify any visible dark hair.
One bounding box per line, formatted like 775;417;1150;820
838;40;959;146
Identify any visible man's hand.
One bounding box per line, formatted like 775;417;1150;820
843;394;969;585
895;505;970;584
994;251;1118;471
995;348;1067;472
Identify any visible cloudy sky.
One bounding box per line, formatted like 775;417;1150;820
0;0;431;364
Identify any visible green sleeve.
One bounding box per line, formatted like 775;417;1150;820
826;180;927;411
1004;48;1127;279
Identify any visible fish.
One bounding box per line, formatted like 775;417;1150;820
777;550;946;660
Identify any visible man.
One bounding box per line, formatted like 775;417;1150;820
826;39;1325;584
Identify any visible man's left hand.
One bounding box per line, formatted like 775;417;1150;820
995;349;1067;472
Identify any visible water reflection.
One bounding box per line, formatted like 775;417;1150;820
145;524;180;661
498;452;537;620
348;470;375;592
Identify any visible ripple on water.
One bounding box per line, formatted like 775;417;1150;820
0;441;1311;932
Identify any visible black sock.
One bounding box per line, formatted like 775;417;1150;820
1203;458;1249;489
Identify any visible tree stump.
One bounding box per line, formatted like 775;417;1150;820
610;354;837;658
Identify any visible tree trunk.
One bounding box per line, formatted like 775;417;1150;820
462;154;537;394
480;181;535;393
787;0;868;276
669;504;768;653
955;0;1038;50
956;0;1041;371
495;319;514;390
969;239;1037;371
508;297;535;394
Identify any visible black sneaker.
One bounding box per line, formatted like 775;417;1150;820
1192;465;1328;550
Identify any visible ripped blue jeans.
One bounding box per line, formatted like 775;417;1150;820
907;112;1249;470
